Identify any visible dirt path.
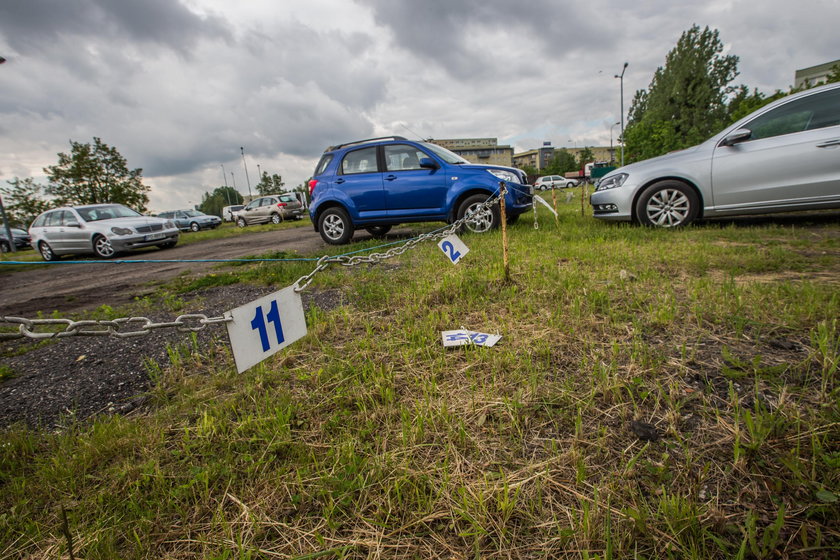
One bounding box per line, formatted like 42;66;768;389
0;226;328;317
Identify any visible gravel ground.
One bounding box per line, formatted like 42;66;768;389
0;283;346;430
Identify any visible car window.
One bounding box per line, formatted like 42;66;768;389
747;88;840;141
31;214;47;227
314;154;333;176
43;211;62;227
279;195;295;202
59;210;77;225
341;147;379;175
245;200;260;210
384;144;428;171
260;197;276;207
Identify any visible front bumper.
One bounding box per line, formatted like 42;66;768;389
111;230;180;251
589;186;634;221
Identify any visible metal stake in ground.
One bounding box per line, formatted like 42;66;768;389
499;181;510;282
551;187;559;225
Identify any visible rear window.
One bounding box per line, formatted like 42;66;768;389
314;155;333;176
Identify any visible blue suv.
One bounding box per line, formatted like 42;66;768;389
308;136;533;244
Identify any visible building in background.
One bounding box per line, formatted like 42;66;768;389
513;143;613;172
430;138;514;166
794;59;840;89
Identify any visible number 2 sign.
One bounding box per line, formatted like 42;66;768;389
438;234;469;265
225;286;307;373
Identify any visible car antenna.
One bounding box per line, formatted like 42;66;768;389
400;123;429;142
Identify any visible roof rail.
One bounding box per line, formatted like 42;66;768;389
326;136;408;152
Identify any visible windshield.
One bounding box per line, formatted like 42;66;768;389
76;205;142;222
420;142;470;164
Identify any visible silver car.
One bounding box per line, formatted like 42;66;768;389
29;204;180;260
235;194;304;227
591;82;840;227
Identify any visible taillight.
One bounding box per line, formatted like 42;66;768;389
308;179;318;195
277;202;287;207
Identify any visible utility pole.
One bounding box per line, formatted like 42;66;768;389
615;62;628;167
240;147;252;198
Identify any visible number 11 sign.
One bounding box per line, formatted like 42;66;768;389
225;286;307;373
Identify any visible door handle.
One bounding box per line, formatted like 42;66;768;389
816;139;840;148
335;178;345;184
385;174;397;181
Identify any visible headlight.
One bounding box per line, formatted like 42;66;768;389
165;221;176;229
487;169;520;183
110;227;133;235
596;173;629;191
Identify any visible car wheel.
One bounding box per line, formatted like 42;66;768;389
364;225;392;238
157;241;177;249
92;234;117;258
189;222;200;232
271;213;282;225
38;241;59;261
635;180;699;228
0;240;9;253
237;217;247;228
318;207;354;245
457;194;500;234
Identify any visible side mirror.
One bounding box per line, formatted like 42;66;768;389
419;157;439;169
720;128;752;147
64;220;81;228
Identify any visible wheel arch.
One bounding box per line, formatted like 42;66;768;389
312;201;350;232
630;177;704;223
449;187;496;222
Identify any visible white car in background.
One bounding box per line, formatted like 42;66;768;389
29;203;179;260
534;175;579;190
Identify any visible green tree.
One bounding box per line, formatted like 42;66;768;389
543;149;577;175
256;172;284;196
0;177;52;227
624;25;740;162
197;186;244;217
576;147;595;169
44;137;150;212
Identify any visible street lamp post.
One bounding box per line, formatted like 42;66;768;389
240;147;253;198
615;62;628;167
610;121;620;163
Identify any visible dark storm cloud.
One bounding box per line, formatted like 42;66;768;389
356;0;603;77
0;0;229;55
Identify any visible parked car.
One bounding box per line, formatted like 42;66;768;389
28;203;180;260
591;82;840;227
534;175;578;190
157;209;221;232
0;227;31;252
235;194;304;227
308;136;533;244
222;204;244;222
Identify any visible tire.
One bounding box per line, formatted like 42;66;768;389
157;241;177;250
38;241;59;261
92;234;117;258
189;222;200;232
318;207;354;245
237;217;247;228
271;213;282;225
364;225;392;238
635;180;699;228
457;194;500;234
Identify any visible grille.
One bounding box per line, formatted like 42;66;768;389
135;223;163;233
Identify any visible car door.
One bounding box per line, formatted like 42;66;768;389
61;209;91;251
382;144;447;216
711;87;840;210
240;199;262;224
38;211;67;250
335;146;386;218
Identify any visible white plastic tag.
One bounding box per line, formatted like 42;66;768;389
225;286;307;373
438;234;469;265
441;329;502;348
533;195;558;217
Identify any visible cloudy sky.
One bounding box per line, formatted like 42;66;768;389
1;0;838;212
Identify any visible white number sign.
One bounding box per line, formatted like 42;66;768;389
438;234;469;265
225;286;307;373
441;329;502;348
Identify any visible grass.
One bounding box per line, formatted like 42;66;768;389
1;192;839;558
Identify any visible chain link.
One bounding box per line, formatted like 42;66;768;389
2;183;515;341
0;313;232;341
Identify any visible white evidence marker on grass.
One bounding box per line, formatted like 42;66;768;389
441;329;502;348
225;286;307;373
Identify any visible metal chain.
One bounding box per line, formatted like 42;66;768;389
293;182;510;292
1;183;512;341
0;314;232;341
533;193;539;230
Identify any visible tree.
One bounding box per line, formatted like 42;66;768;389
543;149;577;175
44;137;151;212
197;186;244;217
0;177;52;227
576;147;595;169
256;171;284;196
624;25;740;162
